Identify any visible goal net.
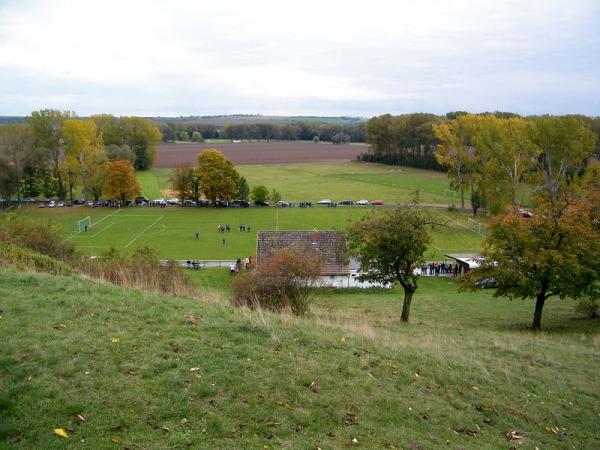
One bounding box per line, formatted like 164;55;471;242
76;216;92;232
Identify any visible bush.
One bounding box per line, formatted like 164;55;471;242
0;242;74;276
230;249;321;315
0;214;75;262
575;299;599;319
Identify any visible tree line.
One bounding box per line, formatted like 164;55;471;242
433;114;598;215
0;110;161;204
158;121;366;144
361;112;600;172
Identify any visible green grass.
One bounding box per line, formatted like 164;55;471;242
139;162;463;205
16;206;485;260
1;269;599;449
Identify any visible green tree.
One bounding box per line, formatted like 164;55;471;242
463;195;600;330
28;109;74;199
270;188;282;204
170;164;199;200
0;124;34;202
105;144;136;166
251;184;269;203
120;117;162;170
433;116;479;210
236;177;250;201
346;208;438;323
196;149;239;201
472;116;539;207
531;116;597;201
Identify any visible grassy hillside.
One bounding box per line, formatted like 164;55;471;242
1;269;599;449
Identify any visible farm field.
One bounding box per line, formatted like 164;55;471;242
17;206;485;260
2;269;599;449
139;162;463;205
155;141;367;168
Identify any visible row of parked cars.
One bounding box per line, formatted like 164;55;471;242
34;197;387;209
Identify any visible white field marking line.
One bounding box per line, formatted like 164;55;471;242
433;210;482;236
69;222;114;238
64;209;121;242
124;215;164;248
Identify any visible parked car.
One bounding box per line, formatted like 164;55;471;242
474;277;497;289
371;199;384;206
356;199;369;205
213;200;229;208
254;200;269;207
73;199;85;205
182;200;197;207
231;199;250;208
37;202;46;208
135;196;149;205
339;200;353;206
48;200;56;208
197;199;211;207
276;200;290;207
318;199;333;206
57;201;64;207
93;201;102;207
298;201;312;208
167;197;181;206
65;201;73;207
154;198;166;206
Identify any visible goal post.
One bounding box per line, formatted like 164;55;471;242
467;217;485;236
76;216;92;232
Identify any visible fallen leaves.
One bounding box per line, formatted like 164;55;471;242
53;324;67;330
184;314;204;326
53;428;68;438
343;411;358;426
110;337;120;344
308;381;320;393
506;430;527;443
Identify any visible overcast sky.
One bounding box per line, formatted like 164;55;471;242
0;0;599;117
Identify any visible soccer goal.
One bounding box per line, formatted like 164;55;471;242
76;216;92;232
467;217;486;236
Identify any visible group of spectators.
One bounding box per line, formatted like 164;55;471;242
230;256;256;274
418;262;461;277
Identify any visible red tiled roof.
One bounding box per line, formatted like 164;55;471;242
256;231;348;275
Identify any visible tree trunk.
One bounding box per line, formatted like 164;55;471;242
460;187;465;209
400;288;415;323
532;294;546;330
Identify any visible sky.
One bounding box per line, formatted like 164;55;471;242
0;0;599;117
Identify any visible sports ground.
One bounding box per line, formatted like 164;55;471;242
24;206;485;260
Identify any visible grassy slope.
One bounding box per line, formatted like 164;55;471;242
1;269;599;449
16;207;484;260
139;162;463;205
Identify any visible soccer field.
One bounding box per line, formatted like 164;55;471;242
21;206;485;260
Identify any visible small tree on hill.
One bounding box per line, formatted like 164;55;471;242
106;159;140;206
251;184;269;203
463;195;600;330
346;208;440;323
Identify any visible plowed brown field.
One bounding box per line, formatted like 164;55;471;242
155;141;365;167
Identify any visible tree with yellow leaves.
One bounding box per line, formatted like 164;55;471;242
196;149;239;202
106;159;140;206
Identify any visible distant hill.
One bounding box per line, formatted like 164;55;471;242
150;114;366;125
0;116;25;124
